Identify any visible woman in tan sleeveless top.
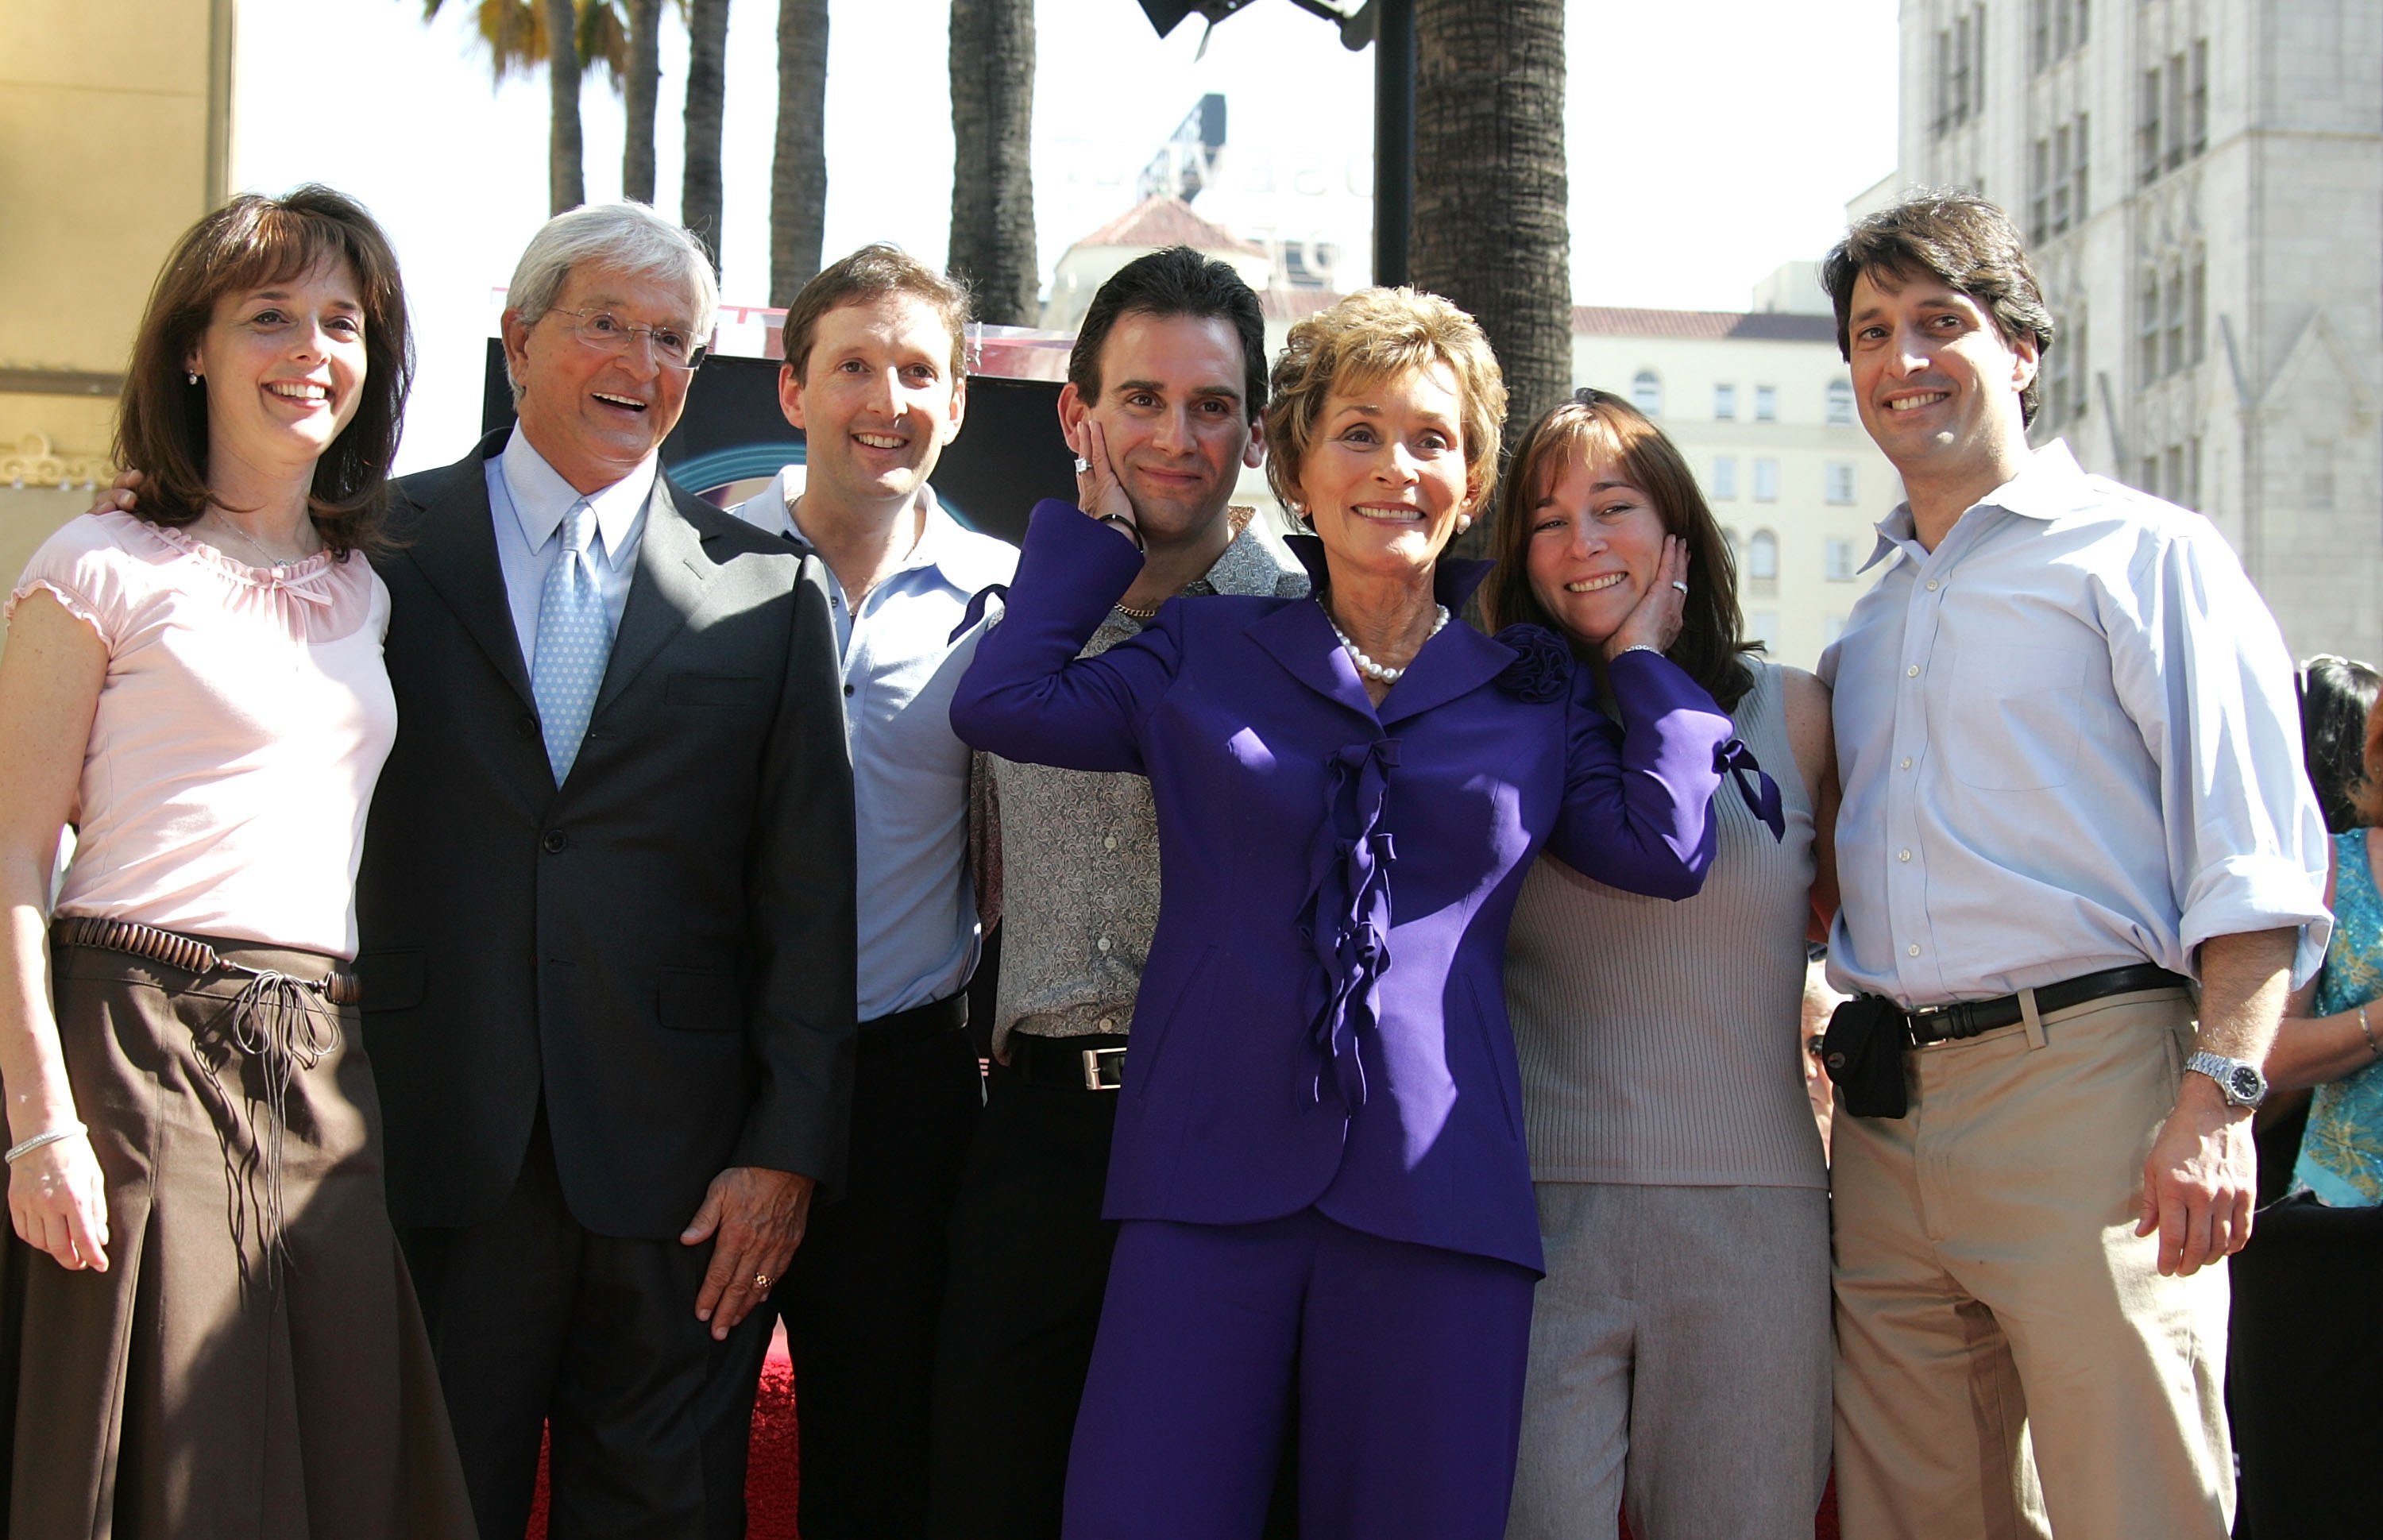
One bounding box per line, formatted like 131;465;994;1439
1484;389;1839;1540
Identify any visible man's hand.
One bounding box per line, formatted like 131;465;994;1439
681;1166;814;1340
2136;1073;2256;1276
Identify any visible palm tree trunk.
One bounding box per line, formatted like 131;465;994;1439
947;0;1039;326
771;0;830;303
1412;0;1569;498
622;0;663;203
545;0;585;213
682;0;732;272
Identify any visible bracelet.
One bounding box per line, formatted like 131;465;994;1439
2358;1002;2378;1060
5;1123;86;1164
1095;512;1145;553
1610;643;1664;661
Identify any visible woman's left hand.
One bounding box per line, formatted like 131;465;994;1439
1602;535;1689;662
1064;417;1137;536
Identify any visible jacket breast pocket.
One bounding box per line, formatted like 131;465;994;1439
1946;644;2087;791
658;968;744;1032
357;950;426;1012
666;673;771;713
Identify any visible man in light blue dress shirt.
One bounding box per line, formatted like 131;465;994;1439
725;244;1016;1540
1815;194;2328;1540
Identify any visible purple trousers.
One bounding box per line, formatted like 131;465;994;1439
1062;1207;1538;1540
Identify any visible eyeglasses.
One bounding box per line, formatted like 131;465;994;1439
550;307;707;372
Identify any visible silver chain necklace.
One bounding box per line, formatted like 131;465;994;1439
1327;604;1449;685
203;517;311;569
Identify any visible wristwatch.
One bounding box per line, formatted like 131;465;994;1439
2184;1050;2268;1109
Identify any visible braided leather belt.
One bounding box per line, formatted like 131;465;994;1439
1905;963;2190;1046
53;917;362;1007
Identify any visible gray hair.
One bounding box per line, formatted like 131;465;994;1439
503;202;720;403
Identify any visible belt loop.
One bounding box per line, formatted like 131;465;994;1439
2018;986;2049;1050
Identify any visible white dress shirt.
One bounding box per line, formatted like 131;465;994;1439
486;426;656;670
1820;440;2330;1007
729;469;1018;1021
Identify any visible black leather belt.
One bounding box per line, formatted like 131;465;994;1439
861;992;968;1043
54;916;363;1006
1905;963;2192;1046
1005;1032;1126;1092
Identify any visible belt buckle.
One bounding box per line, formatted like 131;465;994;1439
1079;1045;1126;1092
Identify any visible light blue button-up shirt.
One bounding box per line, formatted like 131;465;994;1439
731;469;1018;1021
486;426;655;670
1819;440;2329;1008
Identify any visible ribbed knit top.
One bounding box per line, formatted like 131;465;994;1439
1506;659;1827;1188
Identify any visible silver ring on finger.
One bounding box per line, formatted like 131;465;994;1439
1670;580;1690;594
1074;456;1091;474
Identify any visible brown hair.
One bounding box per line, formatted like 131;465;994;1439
1482;388;1756;709
782;244;971;383
114;185;412;556
1265;287;1507;521
1822;190;2055;425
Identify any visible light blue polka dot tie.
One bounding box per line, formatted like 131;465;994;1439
532;499;612;782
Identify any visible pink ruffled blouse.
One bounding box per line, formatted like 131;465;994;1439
6;511;396;959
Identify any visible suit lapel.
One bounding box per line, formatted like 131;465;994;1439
400;434;535;710
1377;620;1513;728
593;479;714;716
1246;598;1379;724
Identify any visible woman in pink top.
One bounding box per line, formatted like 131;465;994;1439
0;187;472;1537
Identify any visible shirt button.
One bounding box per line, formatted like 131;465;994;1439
1925;579;1940;591
1095;1017;1115;1032
1898;848;1912;862
1103;835;1118;851
541;829;568;854
1906;664;1920;677
1907;944;1921;957
1096;936;1111;952
843;683;855;697
1899;757;1913;770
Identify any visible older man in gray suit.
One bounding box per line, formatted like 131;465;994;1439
353;204;855;1540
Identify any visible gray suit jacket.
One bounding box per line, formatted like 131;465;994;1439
356;430;857;1238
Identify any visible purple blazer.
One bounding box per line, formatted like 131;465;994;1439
952;504;1740;1272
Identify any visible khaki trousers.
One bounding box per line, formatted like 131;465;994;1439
1830;989;2230;1540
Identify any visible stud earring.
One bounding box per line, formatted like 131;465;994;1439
187;371;199;385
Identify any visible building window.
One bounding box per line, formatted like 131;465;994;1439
2189;40;2208;156
2138;67;2162;186
2072;111;2089;226
1711;456;1739;500
1825;538;1856;581
2052;122;2073;234
1825;462;1856;504
2186;437;2202;511
2138;268;2161;382
2030;0;2048;72
2072;300;2088;420
2163;262;2185;376
1754;385;1778;423
2307;441;2335;510
2141;456;2161;497
1713;383;1736;421
1748;530;1779;581
2030;137;2050;241
2164;446;2184;508
1632;369;1663;418
1826;380;1855;426
1753;458;1780;502
2188;250;2206;366
2165;52;2187;173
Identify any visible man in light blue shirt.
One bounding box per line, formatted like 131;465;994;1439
725;245;1014;1540
1817;193;2327;1540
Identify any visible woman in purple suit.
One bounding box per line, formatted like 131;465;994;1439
950;288;1770;1540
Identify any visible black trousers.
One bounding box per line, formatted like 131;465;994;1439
928;1046;1297;1540
399;1111;771;1540
2227;1191;2383;1540
777;1003;984;1540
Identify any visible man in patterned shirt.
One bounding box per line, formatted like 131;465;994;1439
925;247;1306;1539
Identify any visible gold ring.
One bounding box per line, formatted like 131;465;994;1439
753;1272;771;1291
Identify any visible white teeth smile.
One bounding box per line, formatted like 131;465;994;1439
593;392;645;410
1887;392;1948;411
855;434;905;450
1565;574;1627;592
268;383;328;401
1354;506;1423;523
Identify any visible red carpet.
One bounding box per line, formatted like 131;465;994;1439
522;1327;1839;1538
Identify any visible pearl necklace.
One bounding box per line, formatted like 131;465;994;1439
1327;604;1448;685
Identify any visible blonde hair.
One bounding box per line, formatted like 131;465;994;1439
1264;287;1506;519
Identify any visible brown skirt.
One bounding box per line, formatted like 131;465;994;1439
0;936;477;1539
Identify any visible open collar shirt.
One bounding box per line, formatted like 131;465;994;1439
732;468;1017;1021
987;515;1309;1052
1819;439;2329;1009
486;425;656;669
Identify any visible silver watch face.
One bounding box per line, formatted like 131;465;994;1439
2226;1063;2265;1103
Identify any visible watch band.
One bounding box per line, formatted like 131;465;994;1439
2184;1049;2267;1108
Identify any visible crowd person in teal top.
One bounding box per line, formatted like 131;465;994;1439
2228;684;2383;1540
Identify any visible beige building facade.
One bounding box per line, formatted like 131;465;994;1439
1892;0;2381;662
0;0;234;642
